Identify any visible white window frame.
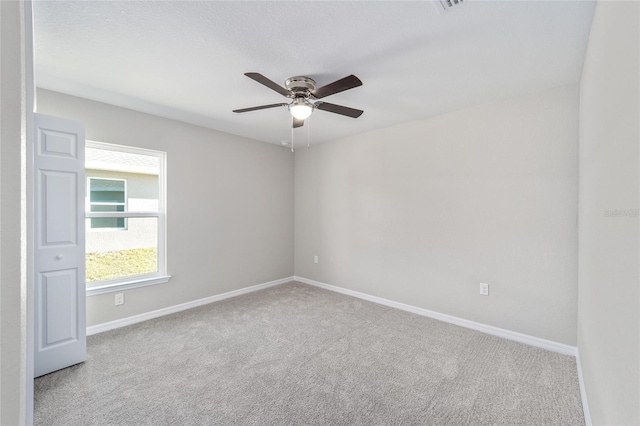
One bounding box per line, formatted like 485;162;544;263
87;177;128;231
85;141;170;296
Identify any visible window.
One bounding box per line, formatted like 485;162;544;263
88;178;127;229
85;141;169;295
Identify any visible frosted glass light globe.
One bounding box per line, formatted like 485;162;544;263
289;99;313;120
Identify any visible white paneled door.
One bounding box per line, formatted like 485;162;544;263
34;113;86;377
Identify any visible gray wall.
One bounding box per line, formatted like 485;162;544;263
37;89;294;327
578;2;639;424
295;85;579;345
0;1;28;424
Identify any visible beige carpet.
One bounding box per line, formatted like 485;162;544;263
35;282;584;425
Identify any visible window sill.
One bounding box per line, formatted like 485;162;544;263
86;275;171;296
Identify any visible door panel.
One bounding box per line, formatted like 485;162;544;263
40;269;78;347
38;129;78;159
34;113;86;377
40;171;78;246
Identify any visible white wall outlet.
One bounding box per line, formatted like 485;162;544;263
479;283;489;296
313;255;319;264
115;293;125;306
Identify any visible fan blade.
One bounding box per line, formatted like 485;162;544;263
312;75;362;99
315;102;363;118
293;117;305;128
245;72;291;97
233;103;287;113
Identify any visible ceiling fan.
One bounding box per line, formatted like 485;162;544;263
233;73;363;128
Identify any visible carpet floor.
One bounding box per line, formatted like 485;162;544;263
35;282;584;425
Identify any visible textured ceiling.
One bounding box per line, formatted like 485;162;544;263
33;1;596;145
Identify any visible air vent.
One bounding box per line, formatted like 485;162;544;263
432;0;464;13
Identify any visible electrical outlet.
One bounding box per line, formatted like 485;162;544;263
314;255;319;264
479;283;489;296
115;293;125;306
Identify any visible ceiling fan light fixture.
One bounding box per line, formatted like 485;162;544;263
234;72;363;125
289;98;313;120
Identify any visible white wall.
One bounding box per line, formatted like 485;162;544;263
37;89;294;327
578;2;639;424
0;1;28;424
295;85;579;345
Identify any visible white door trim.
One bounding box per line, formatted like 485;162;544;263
25;1;36;424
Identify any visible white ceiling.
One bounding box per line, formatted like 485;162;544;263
33;1;596;145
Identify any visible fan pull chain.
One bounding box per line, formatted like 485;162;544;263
291;121;294;153
307;115;311;149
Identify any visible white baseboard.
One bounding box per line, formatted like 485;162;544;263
86;276;294;336
296;276;589;422
294;276;577;357
88;274;578;356
87;274;589;422
575;348;592;425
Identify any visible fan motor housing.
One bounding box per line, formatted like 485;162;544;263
285;76;316;94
